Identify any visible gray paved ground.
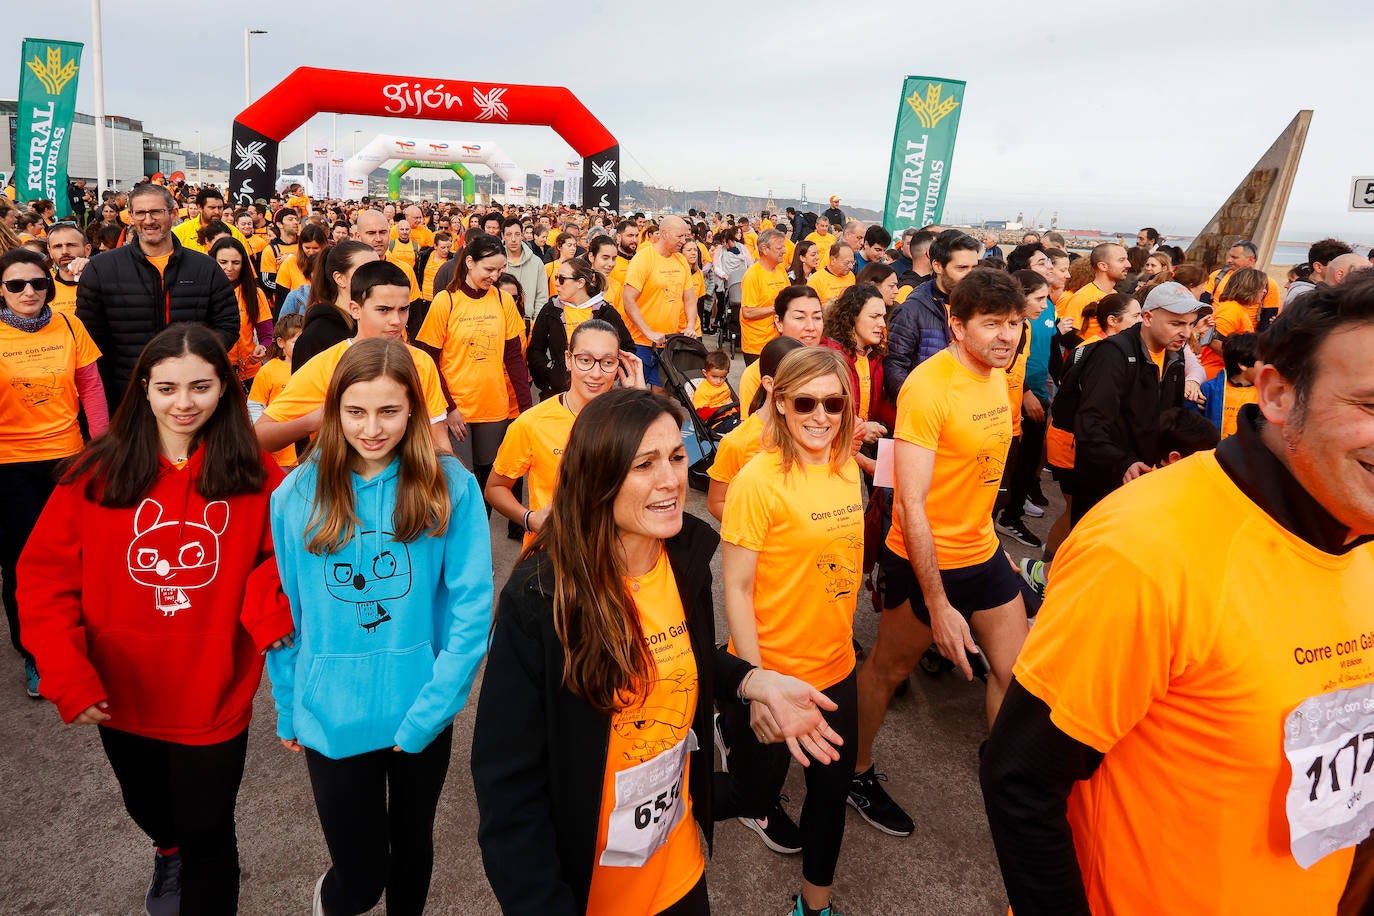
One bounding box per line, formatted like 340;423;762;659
0;354;1061;915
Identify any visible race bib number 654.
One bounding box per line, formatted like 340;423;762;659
600;730;699;868
1284;682;1374;869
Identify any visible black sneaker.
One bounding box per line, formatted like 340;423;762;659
996;515;1043;549
847;767;913;836
145;849;182;916
739;797;803;854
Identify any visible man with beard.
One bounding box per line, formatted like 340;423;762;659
603;219;641;314
621;215;698;389
46;223;90;314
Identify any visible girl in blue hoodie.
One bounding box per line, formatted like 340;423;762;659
267;336;493;916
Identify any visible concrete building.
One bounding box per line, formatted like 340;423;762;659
1;99;185;193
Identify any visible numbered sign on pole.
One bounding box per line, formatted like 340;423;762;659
1350;177;1374;212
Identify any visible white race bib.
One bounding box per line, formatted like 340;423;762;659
1283;682;1374;868
600;729;699;868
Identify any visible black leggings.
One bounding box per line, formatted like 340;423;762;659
304;726;453;916
1002;414;1047;523
658;875;710;915
99;726;249;915
714;669;858;887
0;458;62;662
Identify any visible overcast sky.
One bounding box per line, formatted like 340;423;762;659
5;1;1371;242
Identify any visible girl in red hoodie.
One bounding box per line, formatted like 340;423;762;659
18;323;292;916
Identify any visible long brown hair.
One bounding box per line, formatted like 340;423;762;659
528;388;686;714
304;338;451;554
763;347;855;477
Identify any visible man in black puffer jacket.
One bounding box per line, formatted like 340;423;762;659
76;184;238;409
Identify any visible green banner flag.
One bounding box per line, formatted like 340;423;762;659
16;38;84;215
882;75;965;235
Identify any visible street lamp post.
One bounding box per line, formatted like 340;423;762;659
194;129;201;185
243;29;267;107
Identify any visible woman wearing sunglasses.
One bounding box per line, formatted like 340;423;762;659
526;256;634;400
0;248;108;698
715;347;862;916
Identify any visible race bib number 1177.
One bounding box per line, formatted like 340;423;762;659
1284;682;1374;869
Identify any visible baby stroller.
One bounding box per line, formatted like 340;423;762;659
658;334;740;492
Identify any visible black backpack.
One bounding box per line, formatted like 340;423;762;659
1049;340;1102;433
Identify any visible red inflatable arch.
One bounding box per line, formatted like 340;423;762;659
228;67;619;209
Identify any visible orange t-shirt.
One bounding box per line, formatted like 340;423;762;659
417;286;524;424
707;412;766;484
264;339;446;425
274;253;311;294
1005;323;1030;438
721;450;862;690
1200;300;1256;379
51;275;79;315
146;252;171;278
0;314;101;462
737;360;762;420
1061;282;1110;333
246;357;297;466
624;247;691;346
586;552;704;915
885;349;1012;568
807;267;855;306
739;262;790;355
691;378;733;418
804;231;835;268
1015;453;1374;914
228;287;271;382
490;394;577;549
1220;382;1258;440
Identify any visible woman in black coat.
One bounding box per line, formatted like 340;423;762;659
472;389;842;916
526;256;634;399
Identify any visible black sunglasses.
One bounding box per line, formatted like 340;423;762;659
3;277;52;293
788;394;848;415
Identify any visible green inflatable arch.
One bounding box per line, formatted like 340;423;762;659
387;160;476;203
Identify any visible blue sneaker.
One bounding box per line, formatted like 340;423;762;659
790;895;845;916
24;658;39;699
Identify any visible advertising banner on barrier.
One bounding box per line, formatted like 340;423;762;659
539;168;555;205
564;159;582;207
882;75;965;235
311;147;330;198
329;158;344;199
15;38;83;214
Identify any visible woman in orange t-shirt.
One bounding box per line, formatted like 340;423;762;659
472;389;842;916
210;238;273;389
0;248;109;697
717;348;863;916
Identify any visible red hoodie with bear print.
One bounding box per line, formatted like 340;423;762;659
17;450;289;744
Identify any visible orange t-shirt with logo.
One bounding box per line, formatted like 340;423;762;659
0;314;101;462
739;262;790;355
1221;382;1258;440
624;247;690;346
417;286;524;424
885;349;1012;568
50;275;78;315
722;449;862;690
585;553;704;915
490;394;577;548
1015;452;1374;915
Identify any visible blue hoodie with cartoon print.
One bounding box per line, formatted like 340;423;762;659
266;454;493;759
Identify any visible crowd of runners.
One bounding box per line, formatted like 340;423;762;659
3;176;1374;915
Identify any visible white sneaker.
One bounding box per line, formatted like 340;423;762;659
1023;498;1045;518
313;872;326;916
